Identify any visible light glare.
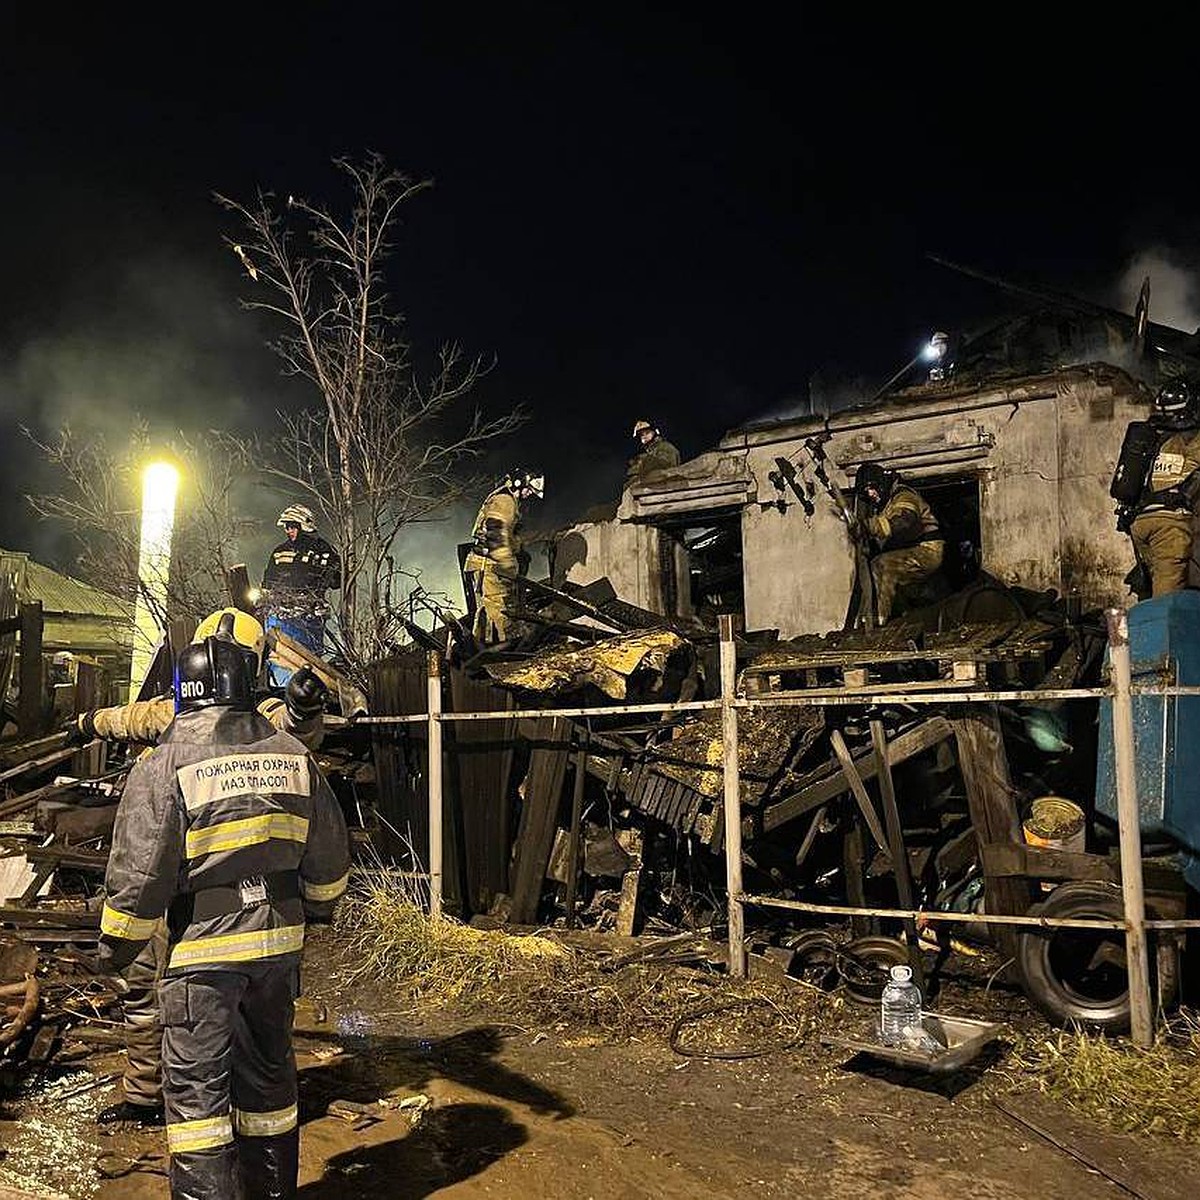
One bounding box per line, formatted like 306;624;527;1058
129;461;180;696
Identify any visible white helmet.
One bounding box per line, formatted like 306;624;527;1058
277;504;316;533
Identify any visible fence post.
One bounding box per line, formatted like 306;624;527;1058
719;614;746;978
17;601;43;740
427;651;444;919
1106;607;1153;1047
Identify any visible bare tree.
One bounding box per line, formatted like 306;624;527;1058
216;155;523;671
25;422;256;646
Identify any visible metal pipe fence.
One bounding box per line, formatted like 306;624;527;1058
355;605;1183;1047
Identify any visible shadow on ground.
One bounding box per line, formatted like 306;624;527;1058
296;1025;573;1196
298;1102;527;1198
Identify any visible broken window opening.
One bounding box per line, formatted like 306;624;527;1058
652;508;745;627
853;474;983;615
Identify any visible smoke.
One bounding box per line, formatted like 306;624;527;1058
1111;248;1200;334
0;251;307;567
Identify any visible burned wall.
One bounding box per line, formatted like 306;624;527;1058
565;366;1149;637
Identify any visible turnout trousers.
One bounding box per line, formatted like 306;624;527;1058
467;563;517;643
1130;510;1195;596
870;540;944;625
121;922;168;1107
160;961;300;1200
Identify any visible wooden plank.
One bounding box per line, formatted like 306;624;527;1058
763;717;953;832
951;708;1035;959
0;907;99;928
17;602;43;739
448;669;517;915
843;819;872;938
871;718;924;986
0;746;80;785
794;804;827;869
508;716;572;925
24;846;108;871
615;828;643;937
980;843;1184;894
829;729;890;857
564;738;589;928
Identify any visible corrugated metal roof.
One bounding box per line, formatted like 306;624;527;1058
0;549;132;620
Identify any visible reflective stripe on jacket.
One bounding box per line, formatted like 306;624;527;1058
100;707;350;975
1142;428;1200;510
464;488;521;573
865;485;941;551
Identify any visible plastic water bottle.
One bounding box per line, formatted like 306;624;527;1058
880;964;922;1046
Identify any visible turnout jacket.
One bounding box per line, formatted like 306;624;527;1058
625;437;681;488
864;485;942;552
464;488;521;574
78;693;323;750
99;706;350;975
1139;428;1200;513
263;532;341;612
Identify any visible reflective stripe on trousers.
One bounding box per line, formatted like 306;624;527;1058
160;963;300;1199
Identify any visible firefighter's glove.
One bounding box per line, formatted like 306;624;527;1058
61;711;97;746
286;667;329;721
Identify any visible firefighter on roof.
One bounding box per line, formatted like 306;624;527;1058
462;469;544;644
1113;377;1200;597
625;419;681;490
98;612;349;1197
66;608;329;1132
857;462;944;625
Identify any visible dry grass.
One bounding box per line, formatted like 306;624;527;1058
1010;1013;1200;1142
337;868;831;1047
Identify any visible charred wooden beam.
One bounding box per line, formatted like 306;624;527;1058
951;707;1035;960
762;717;953;833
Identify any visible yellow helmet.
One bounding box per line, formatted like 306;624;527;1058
193;607;266;672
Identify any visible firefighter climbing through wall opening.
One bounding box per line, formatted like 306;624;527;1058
1112;376;1200;598
98;611;350;1199
856;462;945;625
462;468;545;644
261;504;341;680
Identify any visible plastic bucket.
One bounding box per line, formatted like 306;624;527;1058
1022;795;1085;853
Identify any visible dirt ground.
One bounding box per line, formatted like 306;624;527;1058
1;927;1197;1199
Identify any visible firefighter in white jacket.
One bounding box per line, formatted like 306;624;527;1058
99;613;351;1199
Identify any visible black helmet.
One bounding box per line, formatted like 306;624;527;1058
1152;378;1200;429
856;462;895;509
174;612;255;713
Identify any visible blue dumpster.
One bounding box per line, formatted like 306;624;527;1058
1095;590;1200;855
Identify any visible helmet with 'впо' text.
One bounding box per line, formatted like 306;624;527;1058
175;612;256;713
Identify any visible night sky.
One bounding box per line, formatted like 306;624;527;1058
3;8;1196;580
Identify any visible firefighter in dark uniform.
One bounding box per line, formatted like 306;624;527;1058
98;613;350;1198
462;469;544;644
261;504;341;672
1114;378;1200;597
625;419;681;490
68;608;329;1131
857;462;944;624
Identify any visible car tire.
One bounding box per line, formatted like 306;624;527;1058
1015;880;1175;1033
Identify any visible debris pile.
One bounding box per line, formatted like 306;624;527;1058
369;569;1178;1031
